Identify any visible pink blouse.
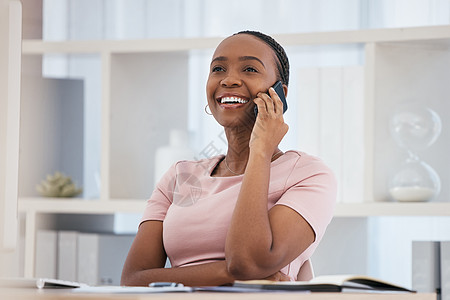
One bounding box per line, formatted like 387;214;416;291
141;150;337;281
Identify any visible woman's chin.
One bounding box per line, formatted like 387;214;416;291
217;117;255;130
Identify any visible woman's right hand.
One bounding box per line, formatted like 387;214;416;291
250;87;289;158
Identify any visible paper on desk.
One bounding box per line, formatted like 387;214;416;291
0;277;86;289
73;285;193;293
196;286;310;293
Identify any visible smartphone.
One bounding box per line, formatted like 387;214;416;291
254;81;288;117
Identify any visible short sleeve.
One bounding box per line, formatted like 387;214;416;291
140;163;177;224
275;155;337;243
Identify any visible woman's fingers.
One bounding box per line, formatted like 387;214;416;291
253;97;268;118
255;88;283;117
268;87;284;115
259;91;275;115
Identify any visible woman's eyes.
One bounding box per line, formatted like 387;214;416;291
211;65;259;73
244;66;258;73
211;66;225;72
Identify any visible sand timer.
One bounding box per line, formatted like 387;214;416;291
388;106;442;202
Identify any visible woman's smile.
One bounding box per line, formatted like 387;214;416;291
219;96;249;104
217;94;250;110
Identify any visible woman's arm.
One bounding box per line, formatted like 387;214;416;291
225;88;315;280
121;220;234;286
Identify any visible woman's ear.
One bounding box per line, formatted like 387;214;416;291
282;84;288;98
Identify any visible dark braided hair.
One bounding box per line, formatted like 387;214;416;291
234;30;290;86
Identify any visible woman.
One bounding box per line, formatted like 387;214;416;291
121;31;337;286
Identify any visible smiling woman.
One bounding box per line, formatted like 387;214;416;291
120;31;337;287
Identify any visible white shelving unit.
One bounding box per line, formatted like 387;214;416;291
18;198;450;216
18;25;450;277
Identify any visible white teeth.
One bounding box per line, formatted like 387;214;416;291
220;97;248;104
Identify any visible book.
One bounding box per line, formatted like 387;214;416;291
35;230;58;279
97;234;135;286
77;233;134;286
412;241;440;294
297;66;364;204
77;232;98;285
233;274;415;293
441;241;450;300
57;231;78;282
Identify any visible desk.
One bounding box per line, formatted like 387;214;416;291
0;289;437;300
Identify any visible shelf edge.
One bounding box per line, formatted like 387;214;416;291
22;25;450;54
18;198;146;214
334;202;450;217
18;198;450;217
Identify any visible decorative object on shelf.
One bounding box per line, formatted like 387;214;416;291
388;105;441;202
154;129;195;188
36;172;82;198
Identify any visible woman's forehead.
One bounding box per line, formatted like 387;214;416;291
212;34;274;60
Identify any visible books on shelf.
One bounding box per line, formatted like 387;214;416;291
35;229;134;286
58;231;78;282
297;66;364;204
412;241;440;294
35;230;58;279
77;232;135;285
411;240;450;300
442;241;450;300
233;274;414;293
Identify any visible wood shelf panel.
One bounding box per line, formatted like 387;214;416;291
18;198;146;214
22;25;450;54
18;198;450;217
334;202;450;217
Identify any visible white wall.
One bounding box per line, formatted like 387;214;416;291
0;0;22;276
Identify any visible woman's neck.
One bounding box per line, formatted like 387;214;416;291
223;126;251;162
215;126;282;177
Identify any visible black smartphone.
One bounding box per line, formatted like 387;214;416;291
254;81;288;117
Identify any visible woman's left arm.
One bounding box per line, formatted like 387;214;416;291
225;87;316;280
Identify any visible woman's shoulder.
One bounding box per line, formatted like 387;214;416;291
282;150;328;167
280;150;335;179
173;154;225;175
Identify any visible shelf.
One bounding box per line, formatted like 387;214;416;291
18;198;450;217
21;37;223;54
334;202;450;217
18;198;146;214
21;25;450;54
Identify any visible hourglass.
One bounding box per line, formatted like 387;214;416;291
388;105;442;202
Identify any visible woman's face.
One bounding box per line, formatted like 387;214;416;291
206;34;279;128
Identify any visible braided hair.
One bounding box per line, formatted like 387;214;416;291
234;30;290;86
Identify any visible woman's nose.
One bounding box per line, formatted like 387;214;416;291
221;73;242;87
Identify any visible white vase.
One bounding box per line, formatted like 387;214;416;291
153;130;195;187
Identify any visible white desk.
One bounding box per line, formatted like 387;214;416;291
0;288;437;300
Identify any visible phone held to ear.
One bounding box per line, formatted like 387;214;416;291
254;81;288;117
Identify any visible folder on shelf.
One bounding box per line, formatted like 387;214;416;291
441;241;450;300
58;231;78;282
35;230;58;279
77;232;134;286
412;241;440;294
